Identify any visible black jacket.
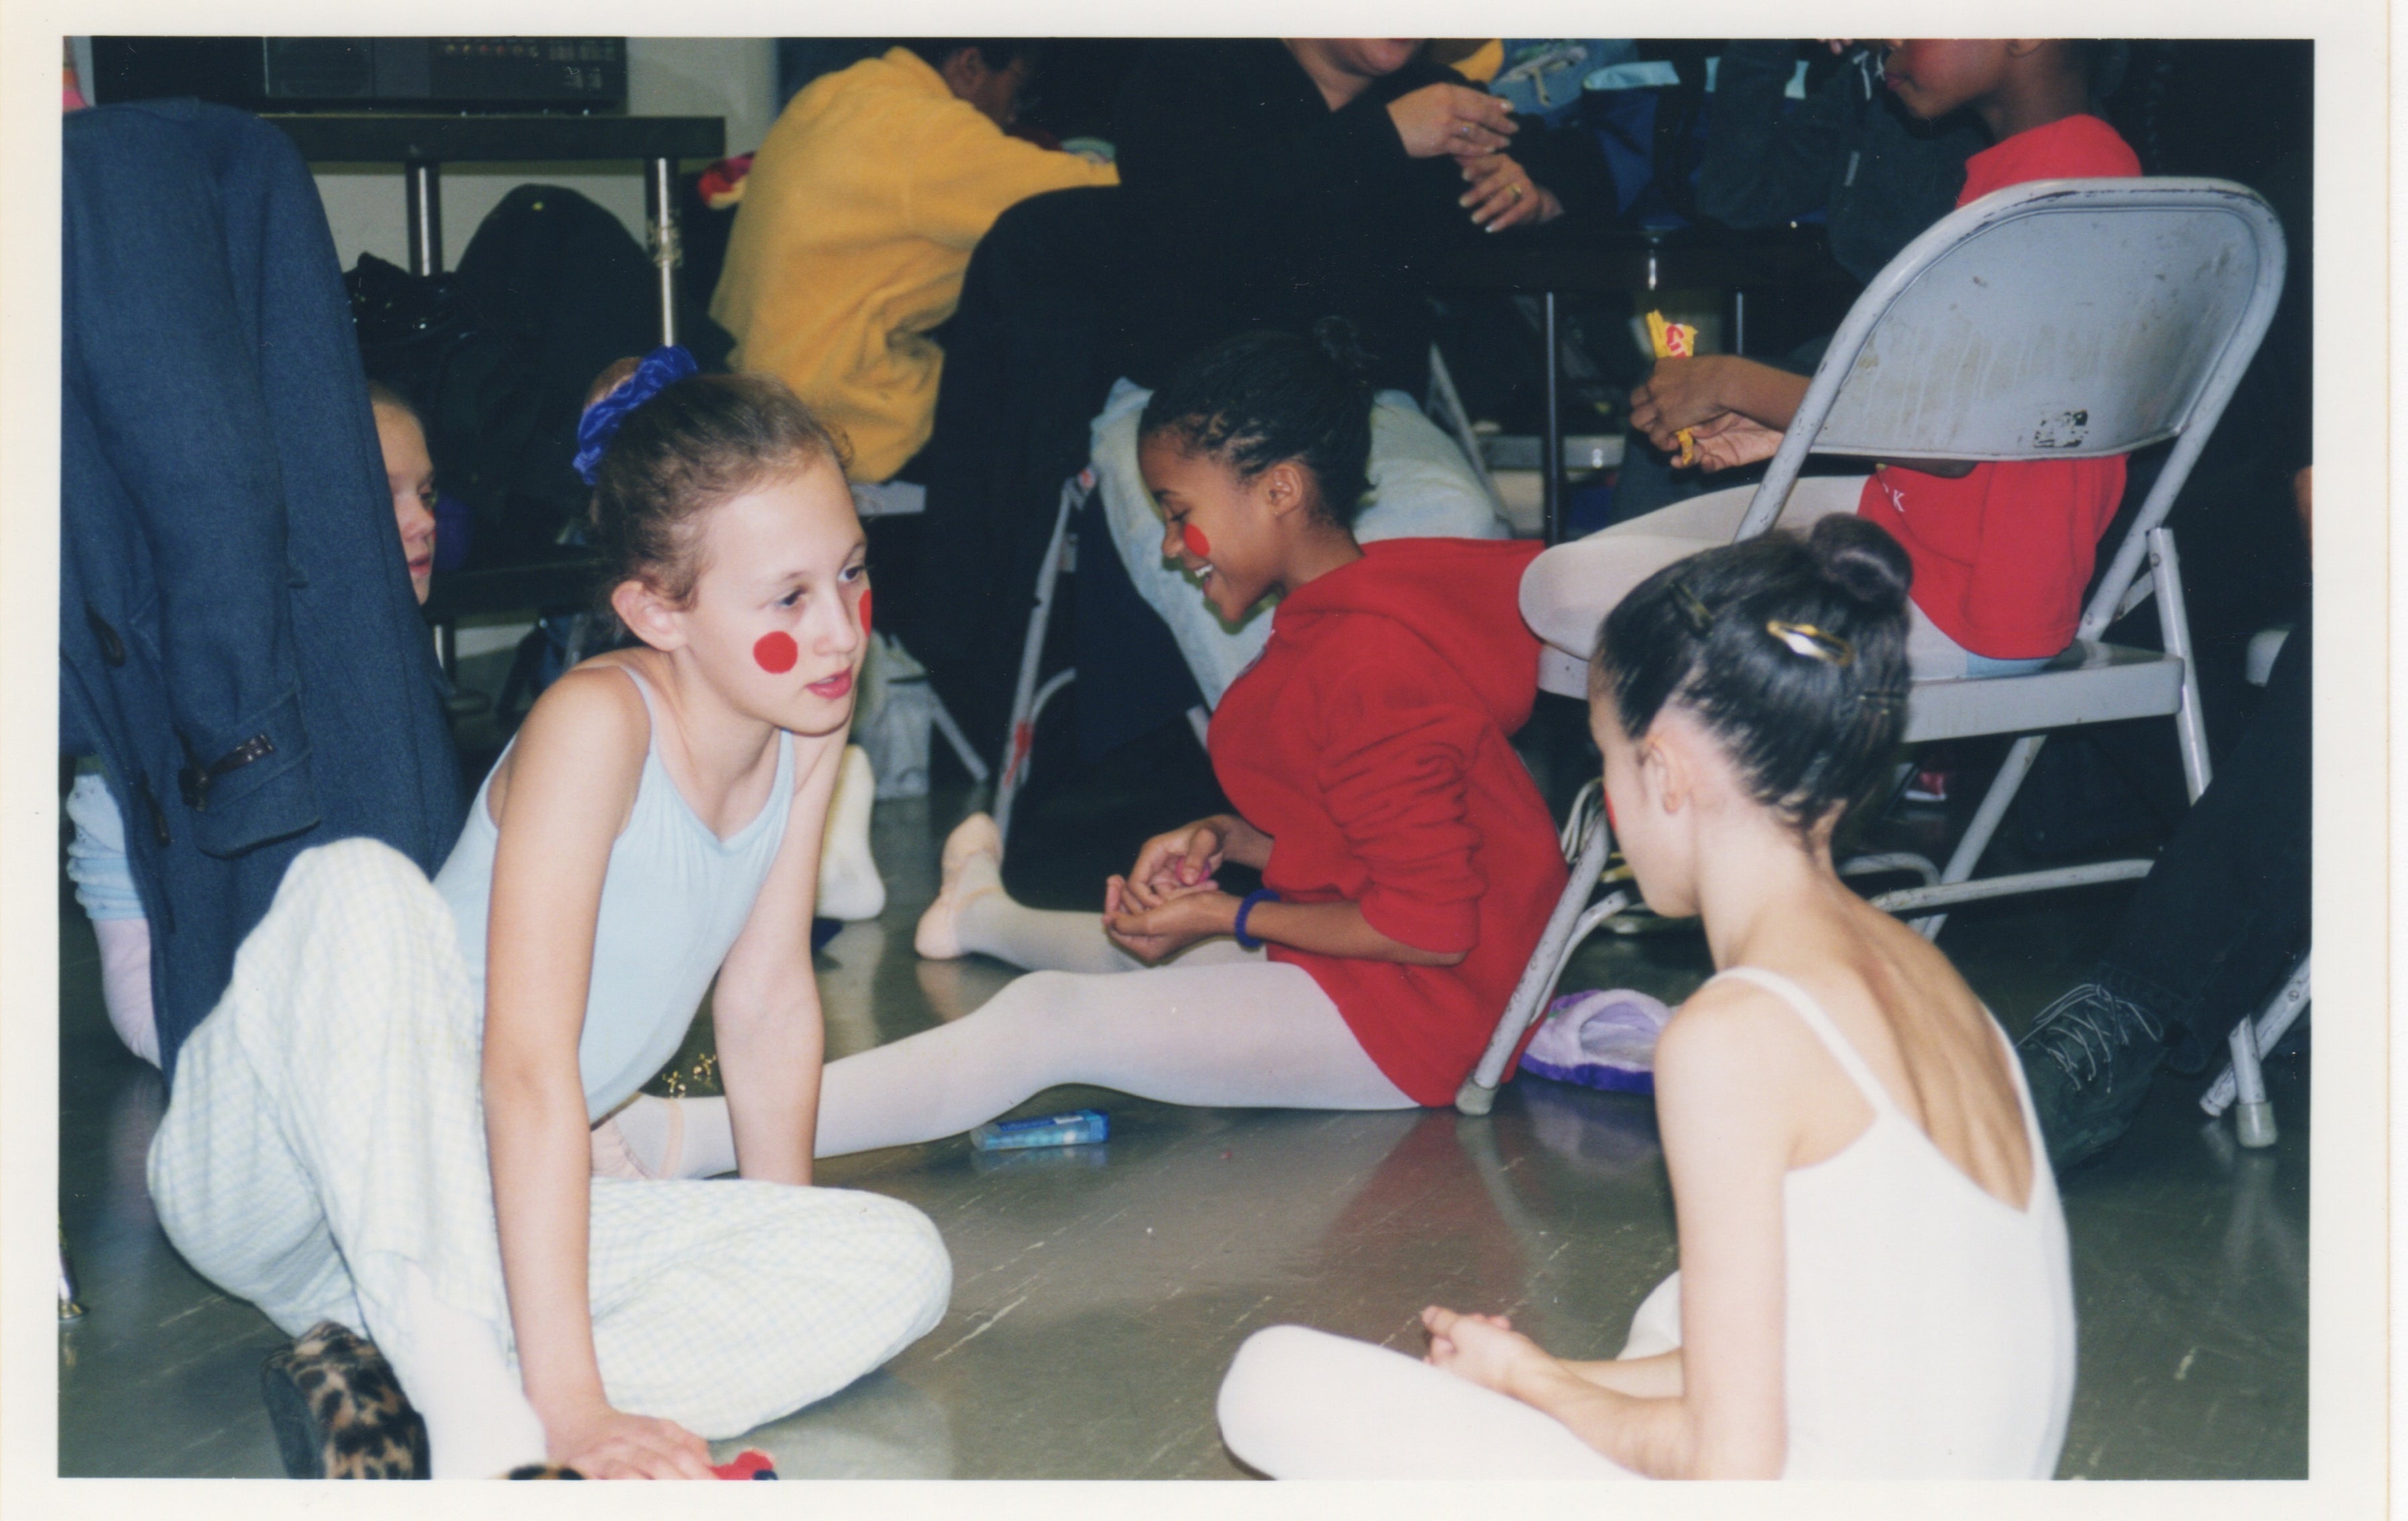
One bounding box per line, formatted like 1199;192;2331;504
1112;39;1609;391
1697;42;1986;286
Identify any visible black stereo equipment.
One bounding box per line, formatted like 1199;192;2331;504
92;37;628;113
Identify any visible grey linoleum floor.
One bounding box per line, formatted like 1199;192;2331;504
57;676;2307;1481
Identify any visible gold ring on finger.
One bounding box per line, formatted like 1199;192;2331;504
1509;184;1524;200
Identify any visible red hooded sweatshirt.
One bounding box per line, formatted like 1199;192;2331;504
1209;538;1569;1105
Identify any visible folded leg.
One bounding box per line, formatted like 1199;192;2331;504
1217;1324;1638;1480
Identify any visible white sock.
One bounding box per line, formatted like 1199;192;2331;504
613;1093;738;1180
92;917;160;1067
816;745;885;921
361;1262;548;1479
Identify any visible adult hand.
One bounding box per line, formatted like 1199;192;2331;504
1629;354;1735;441
1459;154;1562;232
1125;820;1228;909
1389;82;1516;159
547;1402;715;1480
1422;1306;1551;1397
1104;881;1235;964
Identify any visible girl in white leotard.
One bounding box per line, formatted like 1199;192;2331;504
1216;513;2076;1480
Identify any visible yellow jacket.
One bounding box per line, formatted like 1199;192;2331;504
711;48;1117;482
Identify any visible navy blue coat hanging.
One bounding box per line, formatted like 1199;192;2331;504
60;99;466;1080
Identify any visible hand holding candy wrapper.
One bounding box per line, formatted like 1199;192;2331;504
1644;311;1700;467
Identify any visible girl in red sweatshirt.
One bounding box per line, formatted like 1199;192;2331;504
588;325;1567;1173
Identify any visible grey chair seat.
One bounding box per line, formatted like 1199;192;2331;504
1541;636;2186;745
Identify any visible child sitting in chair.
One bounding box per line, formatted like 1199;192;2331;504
1522;39;2140;681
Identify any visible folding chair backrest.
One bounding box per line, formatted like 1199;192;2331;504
1737;179;2286;632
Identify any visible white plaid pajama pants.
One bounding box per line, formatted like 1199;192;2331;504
147;838;950;1439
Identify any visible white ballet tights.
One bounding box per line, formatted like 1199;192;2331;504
952;886;1142;975
92;916;160;1067
614;893;1415;1175
1217;1325;1639;1480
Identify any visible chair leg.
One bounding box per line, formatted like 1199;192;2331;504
926;689;991;786
993;472;1090;846
58;1221;83;1322
2202;953;2311;1133
2226;1020;2277;1148
1457;816;1619;1115
2148;525;2214;803
1909;732;2049;940
1426;343;1508;518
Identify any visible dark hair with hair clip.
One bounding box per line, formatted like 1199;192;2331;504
1138;321;1376;528
585;365;849;611
1594;515;1914;838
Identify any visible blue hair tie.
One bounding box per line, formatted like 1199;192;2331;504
574;345;698;484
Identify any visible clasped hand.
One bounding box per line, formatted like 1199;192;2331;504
1630;356;1784;473
1104;820;1235;963
1422;1304;1551;1397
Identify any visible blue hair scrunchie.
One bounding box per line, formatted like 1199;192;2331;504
573;345;699;485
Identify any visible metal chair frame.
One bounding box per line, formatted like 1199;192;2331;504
1465;179;2288;1114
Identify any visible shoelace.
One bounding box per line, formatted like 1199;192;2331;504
2021;984;2165;1086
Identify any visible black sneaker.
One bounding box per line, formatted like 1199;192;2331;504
2015;984;2168;1172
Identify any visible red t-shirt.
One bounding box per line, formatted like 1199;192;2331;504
1209;539;1569;1106
1855;114;2144;658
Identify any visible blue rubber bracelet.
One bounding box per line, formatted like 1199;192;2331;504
1233;889;1282;951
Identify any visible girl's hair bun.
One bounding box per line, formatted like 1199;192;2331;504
1806;513;1913;616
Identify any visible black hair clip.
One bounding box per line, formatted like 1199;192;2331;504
1670;581;1716;634
1764;619;1855;666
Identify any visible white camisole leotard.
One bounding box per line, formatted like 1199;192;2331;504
434;664;794;1120
1625;966;2077;1478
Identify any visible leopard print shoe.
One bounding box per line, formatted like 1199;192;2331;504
260;1322;429;1479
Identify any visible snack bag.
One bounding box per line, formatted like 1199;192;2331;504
1644;310;1699;466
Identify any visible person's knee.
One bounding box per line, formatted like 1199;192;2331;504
1218;1325;1330;1469
837;1191;954;1344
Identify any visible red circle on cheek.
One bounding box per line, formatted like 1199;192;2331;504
859;586;873;634
752;632;798;674
1181;523;1212;559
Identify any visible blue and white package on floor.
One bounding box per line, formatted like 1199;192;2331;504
969;1109;1109;1152
1519;989;1673;1095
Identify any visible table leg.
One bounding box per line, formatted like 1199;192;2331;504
648;156;680;348
406;160;442;276
1542;290;1562;545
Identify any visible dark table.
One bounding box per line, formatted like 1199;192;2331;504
1433;218;1848;542
265;113;725;346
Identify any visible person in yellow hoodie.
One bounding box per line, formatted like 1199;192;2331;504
712;42;1118;484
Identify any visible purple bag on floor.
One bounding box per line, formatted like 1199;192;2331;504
1519;988;1672;1095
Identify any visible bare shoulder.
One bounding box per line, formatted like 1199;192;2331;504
487;660;650;825
1655;975;1818;1096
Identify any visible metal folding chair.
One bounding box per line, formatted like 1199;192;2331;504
1462;178;2288;1115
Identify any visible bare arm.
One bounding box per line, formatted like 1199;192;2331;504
1422;984;1798;1478
483;667;713;1478
1633;355;1977;477
1102;885;1466;968
709;730;849;1186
